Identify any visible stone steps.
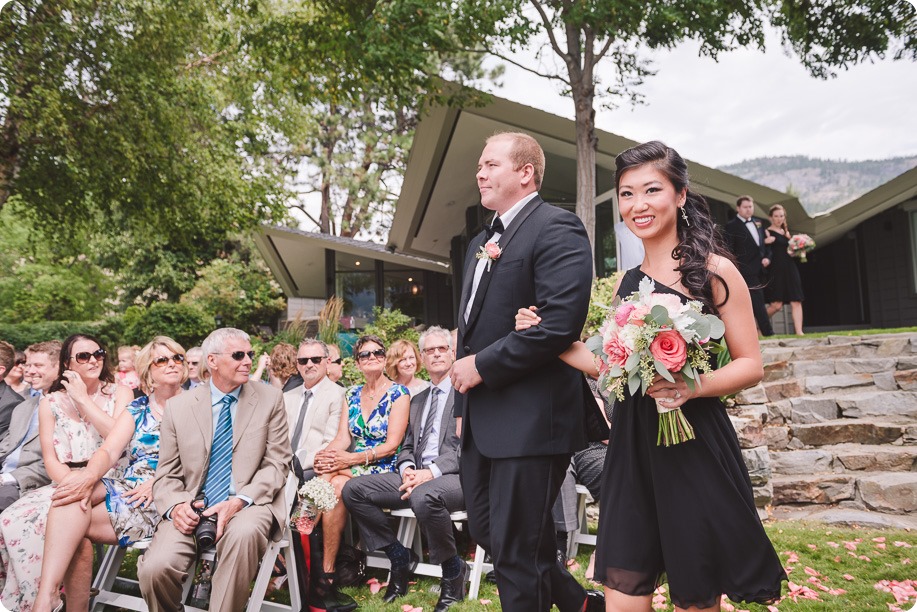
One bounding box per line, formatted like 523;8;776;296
731;333;917;522
771;472;917;514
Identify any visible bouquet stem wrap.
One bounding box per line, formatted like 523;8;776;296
655;400;696;446
290;477;337;534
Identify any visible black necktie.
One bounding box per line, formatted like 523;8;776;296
291;390;312;453
484;217;504;239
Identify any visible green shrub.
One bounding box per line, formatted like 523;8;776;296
363;307;419;345
583;272;622;337
122;303;215;349
0;318;125;350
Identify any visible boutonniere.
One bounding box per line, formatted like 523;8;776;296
476;242;502;271
754;221;762;228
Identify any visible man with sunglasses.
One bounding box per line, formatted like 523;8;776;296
0;341;25;439
182;346;204;390
326;344;344;385
0;341;58;511
139;328;291;612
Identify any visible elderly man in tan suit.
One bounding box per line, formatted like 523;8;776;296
139;328;290;611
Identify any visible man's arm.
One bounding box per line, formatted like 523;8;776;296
474;212;593;389
152;396;193;517
10;436;50;491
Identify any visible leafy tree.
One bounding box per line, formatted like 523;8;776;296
180;252;286;334
0;0;289;298
456;0;916;254
247;0;500;238
122;302;214;349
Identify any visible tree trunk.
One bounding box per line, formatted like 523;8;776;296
572;82;597;274
0;102;22;212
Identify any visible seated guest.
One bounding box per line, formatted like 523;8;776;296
0;341;25;438
0;334;132;611
284;339;350;610
285;339;345;481
137;328;290;612
182;346;204;390
386;339;429;395
312;335;409;604
4;349;30;397
343;326;464;610
271;343;303;392
0;341;60;512
326;344;344;384
32;337;186;612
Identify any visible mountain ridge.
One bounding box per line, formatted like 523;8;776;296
718;155;917;215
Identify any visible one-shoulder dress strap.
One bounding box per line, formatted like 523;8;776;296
616;266;644;298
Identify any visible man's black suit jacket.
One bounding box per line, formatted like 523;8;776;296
456;196;593;459
724;215;770;285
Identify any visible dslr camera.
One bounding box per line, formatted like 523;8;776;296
192;493;218;550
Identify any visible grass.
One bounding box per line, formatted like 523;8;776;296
101;521;916;611
768;326;917;340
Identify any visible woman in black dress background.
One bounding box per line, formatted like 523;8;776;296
764;204;805;335
516;141;786;611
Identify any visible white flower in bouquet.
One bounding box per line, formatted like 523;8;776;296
298;478;338;513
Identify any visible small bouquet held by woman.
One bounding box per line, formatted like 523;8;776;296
586;276;726;446
787;233;815;262
290;478;338;534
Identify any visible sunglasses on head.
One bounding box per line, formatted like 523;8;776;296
214;351;256;361
297;356;325;365
152;354;185;367
73;349;106;364
356;348;386;361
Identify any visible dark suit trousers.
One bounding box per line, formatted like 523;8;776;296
461;426;586;612
750;287;774;336
342;472;464;564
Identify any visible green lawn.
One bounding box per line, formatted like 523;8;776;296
104;521;916;611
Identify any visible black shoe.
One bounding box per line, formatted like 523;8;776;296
433;562;467;612
484;569;497;584
381;550;419;603
307;571;358;612
557;548;568;568
583;589;605;612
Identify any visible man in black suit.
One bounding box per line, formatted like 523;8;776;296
724;195;774;336
451;132;602;612
343;326;465;611
0;341;25;439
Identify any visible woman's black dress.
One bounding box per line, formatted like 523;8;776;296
764;229;804;303
593;268;786;609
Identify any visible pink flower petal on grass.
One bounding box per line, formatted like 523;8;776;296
873;537;886;543
807;544;817;550
804;566;819;577
479;599;492;605
894;541;913;548
903;558;912;565
401;605;422;612
844;541;857;551
767;606;780;612
859;555;872;562
877;542;887;550
784;551;800;563
843;574;856;581
828;588;847;596
827;541;839;548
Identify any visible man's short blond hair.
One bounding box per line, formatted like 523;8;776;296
487;132;545;189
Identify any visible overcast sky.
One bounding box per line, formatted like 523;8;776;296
484;30;917;168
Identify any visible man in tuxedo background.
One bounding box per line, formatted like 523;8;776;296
725;195;774;336
139;328;290;612
451;132;602;612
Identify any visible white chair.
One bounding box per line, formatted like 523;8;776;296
364;508;492;600
566;483;597;559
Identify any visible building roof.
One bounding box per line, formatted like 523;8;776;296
388;93;814;262
254;225;449;298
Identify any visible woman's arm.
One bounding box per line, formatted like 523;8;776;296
647;256;763;406
76;384;132;437
313;398;353;474
51;409;136;507
356;393;410;463
39;397;70;483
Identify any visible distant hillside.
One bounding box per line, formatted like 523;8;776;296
719;155;917;214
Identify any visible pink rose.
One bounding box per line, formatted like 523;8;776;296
484;242;501;259
649;329;687;371
629;304;650;326
614;303;635;327
603;333;631;368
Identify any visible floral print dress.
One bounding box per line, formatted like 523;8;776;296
101;396;161;547
346;383;408;476
0;390;124;612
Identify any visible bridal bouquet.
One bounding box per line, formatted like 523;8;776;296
290;477;337;534
585;277;726;446
787;234;815;262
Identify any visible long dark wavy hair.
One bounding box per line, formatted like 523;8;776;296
615;141;733;314
49;334;116;394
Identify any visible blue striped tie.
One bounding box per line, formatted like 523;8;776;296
204;394;235;504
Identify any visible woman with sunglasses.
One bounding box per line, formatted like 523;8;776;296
311;335;410;601
4;350;30;397
31;336;188;612
0;334;133;611
385;339;430;396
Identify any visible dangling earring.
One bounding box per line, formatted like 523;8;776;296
680;206;690;226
